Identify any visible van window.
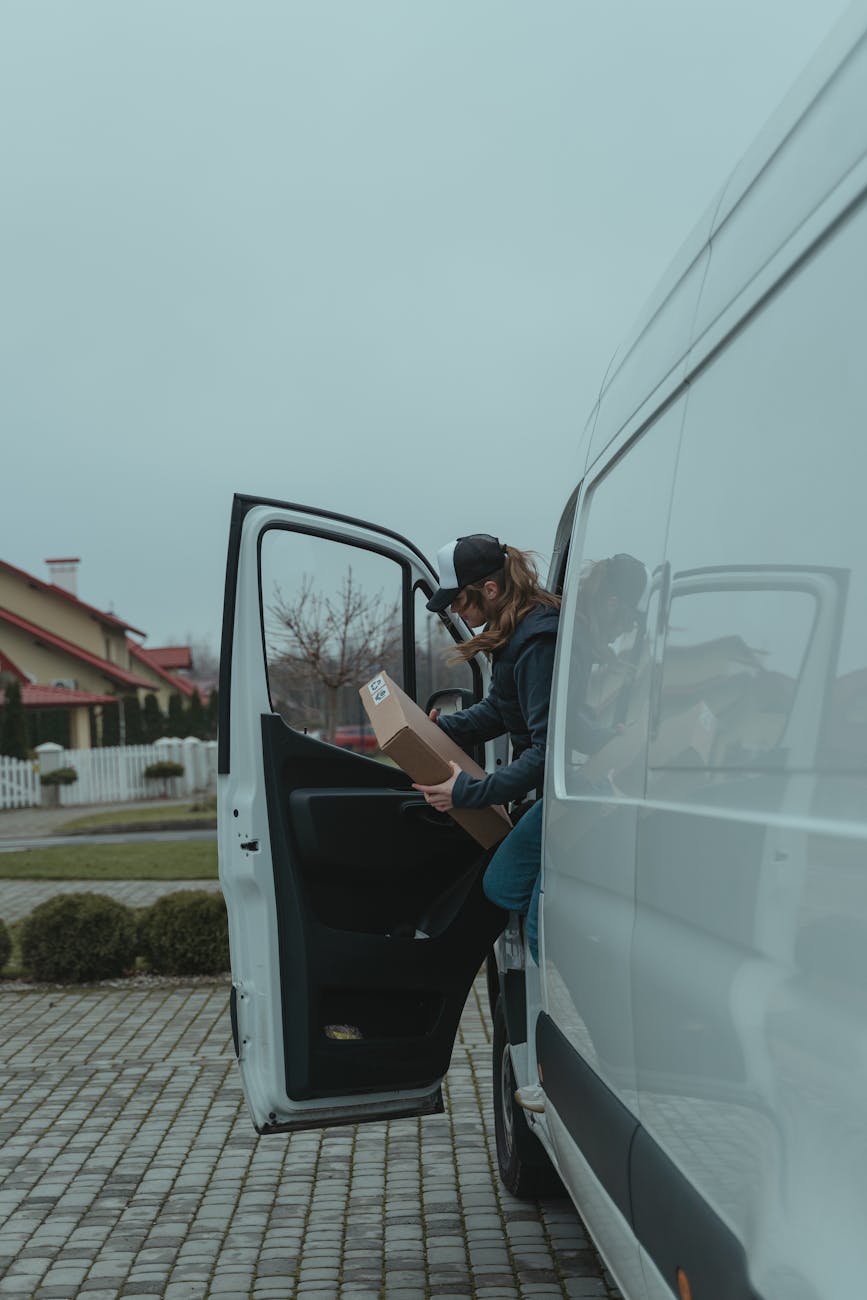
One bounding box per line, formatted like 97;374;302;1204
560;403;682;796
657;583;818;769
259;528;404;742
660;196;867;791
413;586;475;708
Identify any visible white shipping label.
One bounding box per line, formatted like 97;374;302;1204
367;676;390;706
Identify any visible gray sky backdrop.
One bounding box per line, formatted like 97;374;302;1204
1;1;850;657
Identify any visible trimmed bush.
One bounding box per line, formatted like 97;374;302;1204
144;760;185;797
20;893;137;983
137;890;229;975
0;918;11;972
40;766;78;786
143;761;185;780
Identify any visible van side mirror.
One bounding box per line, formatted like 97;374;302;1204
425;688;476;717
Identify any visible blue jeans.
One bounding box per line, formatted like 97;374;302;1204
482;798;543;963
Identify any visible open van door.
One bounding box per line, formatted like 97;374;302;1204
217;495;505;1134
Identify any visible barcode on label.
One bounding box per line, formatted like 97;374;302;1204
367;676;390;705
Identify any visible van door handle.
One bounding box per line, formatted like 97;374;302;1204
400;799;453;827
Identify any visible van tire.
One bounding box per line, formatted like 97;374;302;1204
492;997;563;1199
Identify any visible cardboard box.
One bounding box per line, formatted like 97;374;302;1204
581;699;717;783
648;699;717;768
360;672;512;850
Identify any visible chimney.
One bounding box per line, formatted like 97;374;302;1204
45;557;81;597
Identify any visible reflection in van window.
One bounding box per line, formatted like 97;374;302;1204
656;584;817;768
561;401;682;798
568;555;648;752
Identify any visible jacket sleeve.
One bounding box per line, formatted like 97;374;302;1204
451;634;556;809
436;694;506;750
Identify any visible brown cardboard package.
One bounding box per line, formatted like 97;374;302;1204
360;672;512;850
581;699;718;783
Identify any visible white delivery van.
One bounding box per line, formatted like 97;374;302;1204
218;8;867;1298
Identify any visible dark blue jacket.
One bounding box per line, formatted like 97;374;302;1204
437;604;560;809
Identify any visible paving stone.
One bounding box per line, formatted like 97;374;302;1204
209;1276;255;1293
0;962;620;1300
40;1268;90;1286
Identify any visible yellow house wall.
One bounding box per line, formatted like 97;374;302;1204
69;707;92;750
0;571;130;666
0;623;117;696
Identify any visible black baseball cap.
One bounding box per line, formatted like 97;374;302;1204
605;553;648;609
426;534;506;612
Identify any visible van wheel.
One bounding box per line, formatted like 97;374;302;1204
492;997;562;1199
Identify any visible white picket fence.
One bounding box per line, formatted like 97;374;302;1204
0;741;218;811
0;755;41;809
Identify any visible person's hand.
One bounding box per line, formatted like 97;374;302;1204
429;708;440;723
413;761;461;812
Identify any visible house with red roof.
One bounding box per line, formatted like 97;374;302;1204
127;641;198;703
0;557;196;749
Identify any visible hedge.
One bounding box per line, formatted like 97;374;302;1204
12;888;230;983
143;761;185;780
137;890;229;975
0;918;10;973
40;766;78;786
20;893;137;983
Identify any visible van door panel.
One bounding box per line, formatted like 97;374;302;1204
259;714;504;1102
220;496;503;1131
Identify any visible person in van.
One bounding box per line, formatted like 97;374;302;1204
413;533;559;950
416;542;646;968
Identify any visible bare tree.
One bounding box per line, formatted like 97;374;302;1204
268;568;401;738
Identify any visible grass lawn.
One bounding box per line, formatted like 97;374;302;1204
60;802;216;832
0;841;218;880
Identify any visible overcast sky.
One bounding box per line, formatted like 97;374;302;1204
1;1;850;657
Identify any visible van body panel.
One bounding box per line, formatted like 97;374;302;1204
697;16;867;341
584;246;709;472
544;1104;647;1300
622;184;867;1295
535;11;867;1297
586;9;867;482
684;146;867;398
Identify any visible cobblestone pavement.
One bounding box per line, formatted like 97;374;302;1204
0;973;622;1300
